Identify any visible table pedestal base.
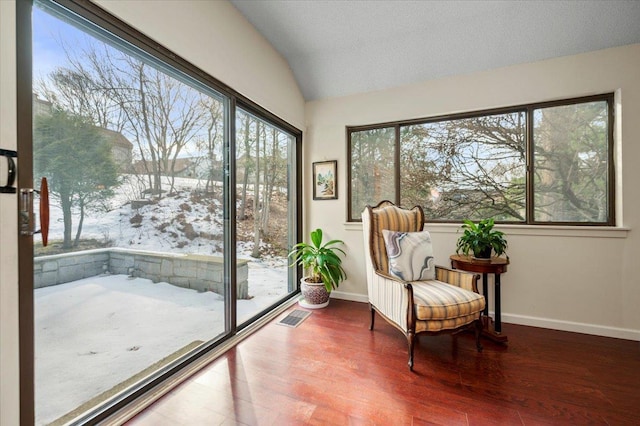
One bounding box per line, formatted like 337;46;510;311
481;315;508;344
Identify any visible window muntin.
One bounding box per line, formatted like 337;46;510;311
348;95;614;225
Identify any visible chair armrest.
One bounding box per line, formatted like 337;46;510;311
435;265;480;293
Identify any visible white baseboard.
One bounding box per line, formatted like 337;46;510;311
501;312;640;341
330;290;368;303
330;292;640;341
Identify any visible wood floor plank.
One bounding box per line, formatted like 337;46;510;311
125;300;640;425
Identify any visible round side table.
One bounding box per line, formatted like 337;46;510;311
450;254;509;343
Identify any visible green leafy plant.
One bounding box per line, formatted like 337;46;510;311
455;218;508;259
288;228;347;292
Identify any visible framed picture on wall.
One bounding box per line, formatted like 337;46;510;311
313;160;337;200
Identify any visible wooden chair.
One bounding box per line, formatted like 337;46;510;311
362;200;485;370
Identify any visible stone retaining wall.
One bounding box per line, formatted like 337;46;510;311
34;248;249;299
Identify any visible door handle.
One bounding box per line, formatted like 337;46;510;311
40;177;49;246
0;148;17;194
20;177;50;246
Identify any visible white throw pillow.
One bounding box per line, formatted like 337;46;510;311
382;229;435;281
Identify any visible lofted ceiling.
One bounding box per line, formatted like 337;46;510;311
229;0;640;101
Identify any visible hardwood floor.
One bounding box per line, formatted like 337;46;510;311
126;299;640;425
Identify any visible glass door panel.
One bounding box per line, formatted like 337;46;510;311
33;3;229;424
235;108;297;325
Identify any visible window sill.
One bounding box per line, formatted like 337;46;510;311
344;222;630;239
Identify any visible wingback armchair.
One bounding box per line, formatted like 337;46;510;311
362;200;485;370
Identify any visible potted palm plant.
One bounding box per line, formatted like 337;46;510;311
456;218;508;260
288;228;347;309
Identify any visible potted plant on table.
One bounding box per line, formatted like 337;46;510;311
456;218;508;260
288;228;347;309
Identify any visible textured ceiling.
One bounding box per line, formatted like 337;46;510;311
229;0;640;101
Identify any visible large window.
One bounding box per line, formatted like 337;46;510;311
348;95;614;225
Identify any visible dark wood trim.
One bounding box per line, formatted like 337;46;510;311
294;129;303;289
346;128;353;220
347;93;614;132
608;93;616;226
394;124;401;206
404;282;415;369
225;97;237;335
526;106;535;224
346;93;616;226
16;0;35;424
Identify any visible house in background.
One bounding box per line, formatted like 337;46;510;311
132;157;224;185
32;94;53;117
98;127;133;170
2;1;640;424
33;94;133;171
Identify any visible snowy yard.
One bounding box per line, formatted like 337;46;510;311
35;264;289;425
34;175;294;424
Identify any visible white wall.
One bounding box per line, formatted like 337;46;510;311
0;0;304;423
306;44;640;340
1;2;21;424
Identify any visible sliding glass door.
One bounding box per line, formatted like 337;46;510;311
235;108;297;325
29;1;300;423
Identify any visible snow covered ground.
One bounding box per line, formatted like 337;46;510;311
34;175;293;424
35;271;289;425
42;175;286;263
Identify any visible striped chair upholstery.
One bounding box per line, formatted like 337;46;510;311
369;201;424;274
363;200;485;370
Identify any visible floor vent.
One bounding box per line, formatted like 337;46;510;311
277;309;311;328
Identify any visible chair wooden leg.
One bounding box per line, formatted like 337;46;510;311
369;304;375;331
407;332;415;370
475;319;483;352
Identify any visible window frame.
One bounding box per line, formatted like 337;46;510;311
347;93;615;226
20;0;303;424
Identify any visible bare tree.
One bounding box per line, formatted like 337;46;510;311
398;113;527;221
112;58;207;196
251;121;262;258
238;113;254;220
43;39;210;198
533;103;608;222
200;97;224;194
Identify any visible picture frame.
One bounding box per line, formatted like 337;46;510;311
312;160;337;200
